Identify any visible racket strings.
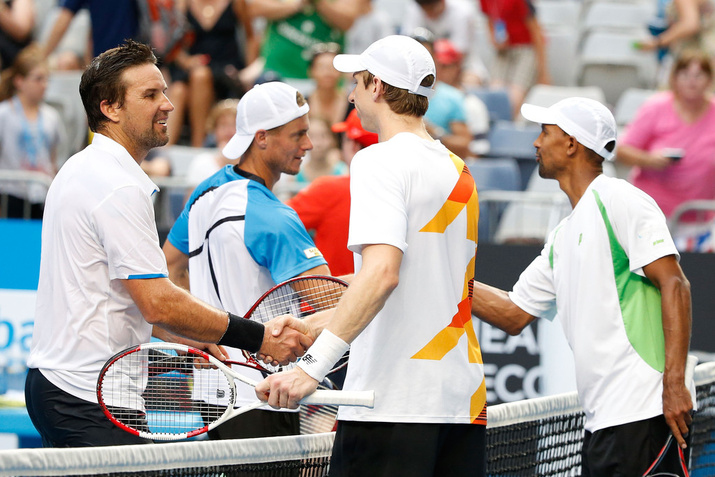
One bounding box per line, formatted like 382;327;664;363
251;280;347;324
100;347;232;437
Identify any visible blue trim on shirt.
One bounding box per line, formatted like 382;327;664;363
127;273;168;279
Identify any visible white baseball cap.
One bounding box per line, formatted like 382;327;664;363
222;82;310;159
520;97;617;160
333;35;436;98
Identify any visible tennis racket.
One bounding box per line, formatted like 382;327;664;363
642;433;690;477
243;275;349;375
97;342;373;440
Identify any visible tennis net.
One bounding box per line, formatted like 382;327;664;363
2;361;714;476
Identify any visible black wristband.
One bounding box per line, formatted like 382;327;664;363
217;312;265;353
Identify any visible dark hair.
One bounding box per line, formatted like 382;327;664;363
79;40;158;132
359;71;433;117
308;42;341;67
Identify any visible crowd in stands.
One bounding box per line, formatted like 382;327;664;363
1;0;715;255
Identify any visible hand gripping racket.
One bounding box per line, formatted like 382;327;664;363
243;275;349;375
97;342;374;440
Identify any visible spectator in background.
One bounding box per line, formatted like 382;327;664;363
0;0;34;71
345;0;394;55
248;0;370;91
432;37;490;152
0;44;63;219
286;109;377;276
413;30;474;159
479;0;550;118
638;0;715;59
616;49;715;237
306;42;348;126
184;98;239;192
401;0;489;86
42;0;139;60
166;0;256;147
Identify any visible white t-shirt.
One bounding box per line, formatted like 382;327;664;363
28;134;168;403
509;175;683;432
340;133;486;425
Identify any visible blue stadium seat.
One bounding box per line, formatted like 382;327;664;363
467;88;513;123
486;122;541;189
469;158;522;242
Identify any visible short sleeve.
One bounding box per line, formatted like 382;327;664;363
244;200;327;284
509;243;557;321
93;185;168;279
606;185;678;275
347;150;408;254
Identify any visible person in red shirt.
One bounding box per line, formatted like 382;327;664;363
286;109;377;276
479;0;550;117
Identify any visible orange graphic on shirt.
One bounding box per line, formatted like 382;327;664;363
413;154;486;424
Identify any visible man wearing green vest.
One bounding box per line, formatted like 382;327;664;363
471;97;694;476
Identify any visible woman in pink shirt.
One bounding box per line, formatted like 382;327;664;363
617;49;715;222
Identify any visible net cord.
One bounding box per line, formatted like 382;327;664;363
0;433;334;476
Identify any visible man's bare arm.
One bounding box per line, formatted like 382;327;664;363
163;239;190;290
122;277;310;364
471;281;536;335
643;255;693;449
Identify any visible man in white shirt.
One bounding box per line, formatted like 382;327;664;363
25;40;312;448
471;98;693;476
257;35;487;476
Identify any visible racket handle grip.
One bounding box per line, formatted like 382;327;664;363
302;389;375;408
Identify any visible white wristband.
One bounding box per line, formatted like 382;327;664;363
297;330;349;382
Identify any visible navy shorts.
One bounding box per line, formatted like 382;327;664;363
582;414;691;476
329;420;486;477
25;367;152;447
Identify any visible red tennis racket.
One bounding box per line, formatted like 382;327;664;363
242;275;349;375
97;342;373;440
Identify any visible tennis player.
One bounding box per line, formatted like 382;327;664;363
471;97;694;476
25;41;312;448
256;35;487;476
162;81;330;440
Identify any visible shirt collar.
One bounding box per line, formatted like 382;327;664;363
233;165;267;187
91;133;160;197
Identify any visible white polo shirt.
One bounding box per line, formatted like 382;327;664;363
28;134;168;403
510;175;682;432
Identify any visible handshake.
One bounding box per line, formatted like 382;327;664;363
256;315;316;367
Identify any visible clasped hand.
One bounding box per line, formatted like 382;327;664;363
257;315;314;366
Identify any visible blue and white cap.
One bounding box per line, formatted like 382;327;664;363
223;82;310;159
333;35;436;98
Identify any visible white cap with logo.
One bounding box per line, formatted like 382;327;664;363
332;35;436;98
222;82;310;159
520;97;617;160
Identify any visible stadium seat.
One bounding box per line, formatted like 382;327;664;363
486;121;541;190
468;158;521;242
467;88;513;123
613;87;657;127
576;31;658;106
164;145;214;177
520;84;606;114
544;29;580;87
535;0;582;30
580;1;656;36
